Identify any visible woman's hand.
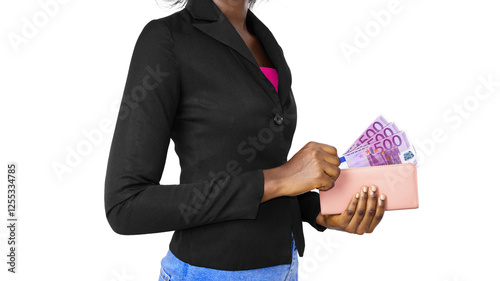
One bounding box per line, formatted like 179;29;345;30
261;141;341;202
316;185;386;234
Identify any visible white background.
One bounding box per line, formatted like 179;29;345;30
1;0;500;280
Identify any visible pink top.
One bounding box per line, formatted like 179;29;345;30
260;66;279;93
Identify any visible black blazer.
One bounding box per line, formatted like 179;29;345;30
104;0;326;270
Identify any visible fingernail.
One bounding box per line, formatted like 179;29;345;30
363;186;367;193
355;193;359;199
379;194;386;206
371;185;377;192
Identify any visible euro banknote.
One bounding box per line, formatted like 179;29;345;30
361;122;399;147
340;131;417;168
343;115;389;155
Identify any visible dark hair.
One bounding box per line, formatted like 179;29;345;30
157;0;258;10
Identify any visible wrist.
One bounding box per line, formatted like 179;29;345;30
316;213;326;228
261;166;286;202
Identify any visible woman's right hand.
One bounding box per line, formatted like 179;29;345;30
261;141;341;202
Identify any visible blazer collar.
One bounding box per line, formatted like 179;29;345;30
186;0;292;107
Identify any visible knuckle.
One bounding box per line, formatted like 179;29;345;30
375;214;384;221
319;183;333;191
327;178;335;189
334;156;341;166
311;148;320;158
357;209;365;216
331;164;338;173
368;209;376;217
315;180;327;190
346;209;355;216
333;167;341;178
311;158;321;168
320;178;333;190
331;147;338;156
306;141;316;147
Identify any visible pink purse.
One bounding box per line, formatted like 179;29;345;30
319;163;419;215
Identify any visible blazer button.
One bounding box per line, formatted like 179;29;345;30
273;113;284;125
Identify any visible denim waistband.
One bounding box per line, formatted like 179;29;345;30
159;232;298;281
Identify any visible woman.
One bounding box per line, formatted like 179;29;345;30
104;0;387;280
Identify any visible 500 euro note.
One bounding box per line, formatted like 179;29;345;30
340;131;417;168
343;115;389;154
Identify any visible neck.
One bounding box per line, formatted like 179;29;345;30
212;0;249;31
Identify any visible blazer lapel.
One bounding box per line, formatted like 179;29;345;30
187;0;259;67
246;10;292;108
186;0;292;108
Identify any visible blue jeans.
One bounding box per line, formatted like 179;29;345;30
158;233;298;281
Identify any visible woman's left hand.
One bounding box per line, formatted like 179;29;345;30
316;185;386;235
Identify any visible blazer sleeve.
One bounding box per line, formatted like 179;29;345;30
104;20;264;235
297;192;327;232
